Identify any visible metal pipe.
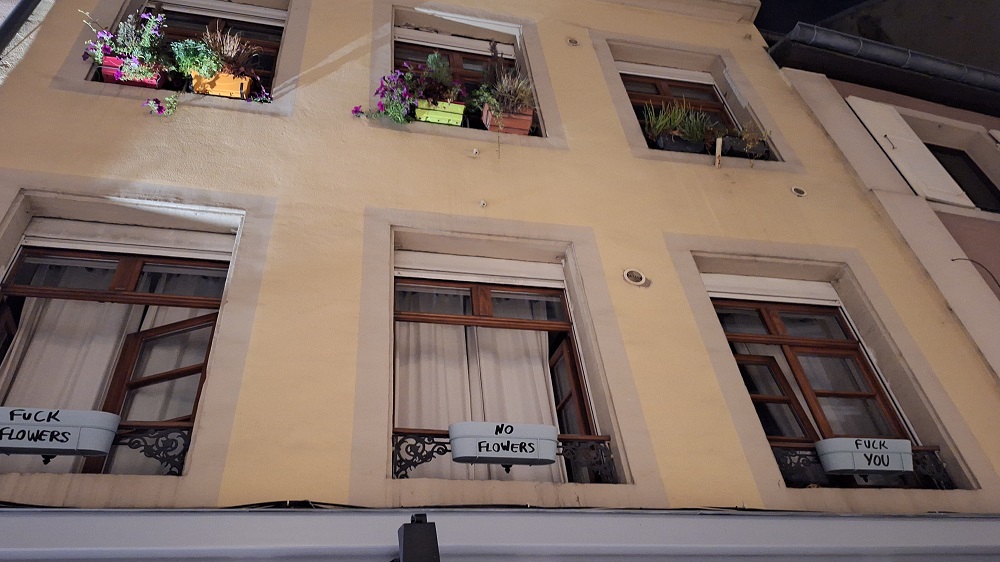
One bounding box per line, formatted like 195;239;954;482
0;0;42;60
776;23;1000;94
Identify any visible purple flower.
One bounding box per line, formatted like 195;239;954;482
151;29;159;36
377;101;385;112
352;105;363;117
140;12;151;19
97;30;112;40
157;105;166;115
114;70;123;81
82;52;90;61
101;44;112;56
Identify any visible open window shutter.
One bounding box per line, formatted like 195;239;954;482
847;96;975;208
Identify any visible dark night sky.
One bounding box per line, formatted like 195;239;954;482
753;0;872;33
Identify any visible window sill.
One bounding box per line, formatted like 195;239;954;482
361;117;569;150
630;142;805;173
51;72;294;117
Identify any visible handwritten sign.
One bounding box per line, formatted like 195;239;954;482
0;407;120;456
449;422;558;466
815;437;913;475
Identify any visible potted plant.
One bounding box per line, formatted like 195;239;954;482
353;53;465;125
192;29;263;99
412;52;466;125
721;124;770;160
470;68;536;135
170;38;222;88
643;101;717;153
82;9;168;88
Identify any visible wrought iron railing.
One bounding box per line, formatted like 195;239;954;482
392;428;620;483
772;445;956;489
113;427;191;476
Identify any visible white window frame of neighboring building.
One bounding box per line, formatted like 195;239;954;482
847;96;1000;212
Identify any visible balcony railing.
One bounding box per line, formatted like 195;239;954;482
772;444;956;489
392;428;620;484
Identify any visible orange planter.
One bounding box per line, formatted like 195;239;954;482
482;104;535;135
191;70;253;99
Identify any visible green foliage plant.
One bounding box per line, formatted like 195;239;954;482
170;39;222;77
641;101;688;141
81;9;168;81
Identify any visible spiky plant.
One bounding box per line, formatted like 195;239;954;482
202;29;261;76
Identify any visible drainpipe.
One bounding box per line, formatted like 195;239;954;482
773;22;1000;94
0;0;42;60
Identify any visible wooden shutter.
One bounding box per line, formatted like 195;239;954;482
847;96;975;208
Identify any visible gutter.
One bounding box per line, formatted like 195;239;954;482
772;22;1000;94
0;0;42;60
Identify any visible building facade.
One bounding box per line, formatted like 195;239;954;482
0;0;998;558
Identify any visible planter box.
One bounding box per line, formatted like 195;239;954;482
99;56;163;89
415;100;465;126
654;135;707;154
191;70;253;99
815;437;913;475
450;421;558;466
482;103;534;135
722;136;770;160
0;407;120;456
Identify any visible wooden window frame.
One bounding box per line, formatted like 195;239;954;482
0;247;226;474
393;277;595;438
714;298;908;447
622;73;735;131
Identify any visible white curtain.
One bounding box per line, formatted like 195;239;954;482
394;293;563;482
0;298;132;474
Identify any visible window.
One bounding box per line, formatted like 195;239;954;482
0;224;231;476
611;52;773;159
391;253;613;483
710;290;954;489
392;7;541;136
95;0;287;96
926;144;1000;213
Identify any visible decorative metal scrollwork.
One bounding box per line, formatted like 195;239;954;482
390;431;622;483
392;432;451;479
772;446;956;490
558;439;619;483
115;428;190;476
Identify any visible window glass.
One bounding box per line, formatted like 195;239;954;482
716;307;768;335
780;312;847;340
395;284;471;315
138;264;227;298
122;374;201;421
738;363;784;395
12;256;116;290
797;354;870;393
754;403;807;438
491;291;566;321
133;324;213;379
819;397;894;436
927;144;1000;212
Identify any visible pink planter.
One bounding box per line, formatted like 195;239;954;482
99;56;164;89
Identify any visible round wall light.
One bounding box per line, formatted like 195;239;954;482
623;268;647;286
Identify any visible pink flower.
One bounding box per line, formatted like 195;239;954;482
377;101;385;112
351;105;363;117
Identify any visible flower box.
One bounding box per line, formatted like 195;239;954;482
99;56;164;89
721;136;770;160
482;104;534;135
654;134;707;154
415;100;465;126
190;70;253;99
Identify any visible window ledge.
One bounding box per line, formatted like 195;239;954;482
361;118;570;150
631;144;805;173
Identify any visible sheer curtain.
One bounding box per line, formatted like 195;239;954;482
0;297;132;474
394;291;563;482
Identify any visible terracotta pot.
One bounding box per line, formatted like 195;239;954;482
191;70;254;99
99;56;163;89
481;104;535;135
415;100;465;126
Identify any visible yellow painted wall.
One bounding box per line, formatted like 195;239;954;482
0;0;997;513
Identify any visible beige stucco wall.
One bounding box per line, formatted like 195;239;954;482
0;0;997;514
